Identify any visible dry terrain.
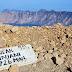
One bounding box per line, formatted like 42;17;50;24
0;22;72;72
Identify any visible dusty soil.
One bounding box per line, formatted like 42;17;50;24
0;23;72;72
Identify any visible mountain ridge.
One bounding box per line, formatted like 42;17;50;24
0;9;72;26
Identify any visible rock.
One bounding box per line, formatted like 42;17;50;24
56;23;62;26
50;40;55;44
56;57;64;65
11;26;19;32
59;35;63;40
36;46;43;51
39;53;44;57
44;53;53;60
36;53;44;63
40;49;46;53
4;25;13;30
16;31;21;34
65;42;70;46
59;49;64;53
36;56;44;63
0;30;3;34
55;23;64;29
65;62;69;67
61;39;66;43
32;63;37;67
47;59;56;68
53;51;59;57
61;53;66;58
48;50;53;54
68;33;71;37
70;67;72;72
54;48;58;51
70;60;72;64
32;26;37;29
32;41;37;46
2;34;10;40
35;52;39;57
9;65;19;72
0;39;6;48
53;51;64;65
50;40;55;47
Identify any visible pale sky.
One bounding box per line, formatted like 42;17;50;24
0;0;72;11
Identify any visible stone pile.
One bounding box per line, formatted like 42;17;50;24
0;23;72;72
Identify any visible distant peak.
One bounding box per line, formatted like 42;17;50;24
2;9;21;13
2;9;10;12
39;9;46;11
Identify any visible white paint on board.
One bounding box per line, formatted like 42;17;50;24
0;44;37;70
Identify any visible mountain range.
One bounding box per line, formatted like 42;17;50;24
0;9;72;26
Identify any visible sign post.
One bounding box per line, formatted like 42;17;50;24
0;44;37;71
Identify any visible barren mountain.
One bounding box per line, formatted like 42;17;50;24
0;9;72;26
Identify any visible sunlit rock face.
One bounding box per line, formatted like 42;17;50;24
0;10;72;26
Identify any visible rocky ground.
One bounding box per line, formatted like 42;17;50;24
0;22;72;72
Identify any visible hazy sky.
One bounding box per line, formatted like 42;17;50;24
0;0;72;11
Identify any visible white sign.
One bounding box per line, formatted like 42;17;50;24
0;44;37;70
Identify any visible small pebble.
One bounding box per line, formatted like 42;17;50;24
53;51;59;57
48;50;53;54
0;39;6;48
44;53;53;60
11;27;19;32
56;57;64;65
61;53;66;58
36;46;43;51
